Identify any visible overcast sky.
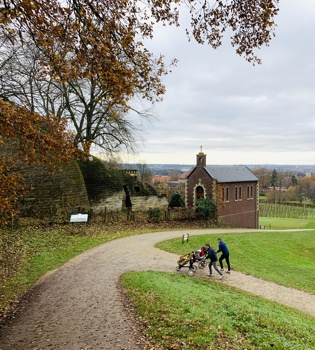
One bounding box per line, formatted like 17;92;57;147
120;1;315;165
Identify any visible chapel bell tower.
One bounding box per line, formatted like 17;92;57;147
196;146;206;167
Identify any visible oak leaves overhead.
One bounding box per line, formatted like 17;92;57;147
1;1;279;101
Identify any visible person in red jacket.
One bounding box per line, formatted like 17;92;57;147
205;244;224;279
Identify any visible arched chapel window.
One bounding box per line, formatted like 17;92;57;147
196;186;204;200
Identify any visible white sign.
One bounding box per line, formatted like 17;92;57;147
182;233;189;243
70;213;88;223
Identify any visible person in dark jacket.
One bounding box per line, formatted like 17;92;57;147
205;244;224;279
216;238;231;273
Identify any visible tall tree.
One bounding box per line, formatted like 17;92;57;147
270;169;278;189
297;175;315;205
252;167;272;189
0;0;280;222
0;41;149;155
291;175;298;187
134;162;153;184
1;1;279;105
1;1;280;155
0;40;66;117
61;78;146;155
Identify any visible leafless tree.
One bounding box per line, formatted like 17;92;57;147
0;41;152;155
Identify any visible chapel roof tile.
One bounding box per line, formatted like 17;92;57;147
204;165;259;183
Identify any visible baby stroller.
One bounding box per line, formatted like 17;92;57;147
197;254;208;269
176;252;197;276
194;246;208;269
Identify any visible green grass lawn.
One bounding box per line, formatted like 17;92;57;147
156;230;315;294
122;229;315;349
122;271;315;350
2;220;315;349
259;216;315;229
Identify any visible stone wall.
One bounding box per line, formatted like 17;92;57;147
91;192;168;213
90;191;124;213
18;156;169;220
130;195;168;211
20;161;90;219
79;157;169;213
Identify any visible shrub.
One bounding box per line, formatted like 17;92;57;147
169;192;185;208
148;208;162;222
195;197;216;220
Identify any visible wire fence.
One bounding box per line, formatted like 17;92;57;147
95;207;197;224
17;203;315;225
16;206;199;225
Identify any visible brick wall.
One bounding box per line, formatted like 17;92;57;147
186;168;259;229
185;167;214;207
216;182;259;228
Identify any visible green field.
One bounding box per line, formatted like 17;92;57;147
260;203;315;221
122;229;315;349
259;216;315;229
2;214;315;349
156;230;315;294
122;271;315;350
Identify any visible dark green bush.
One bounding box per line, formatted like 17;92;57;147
169;192;185;208
148;208;162;222
195;197;217;220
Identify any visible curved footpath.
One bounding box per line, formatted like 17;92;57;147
0;229;314;350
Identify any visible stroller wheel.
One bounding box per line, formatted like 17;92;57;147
176;266;181;271
198;261;206;269
187;269;195;276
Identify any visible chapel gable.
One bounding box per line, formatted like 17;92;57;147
186;149;259;228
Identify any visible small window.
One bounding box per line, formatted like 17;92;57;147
239;186;242;200
234;186;238;201
196;186;204;200
247;185;250;199
226;187;229;202
222;187;225;202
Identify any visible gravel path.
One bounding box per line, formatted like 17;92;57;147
0;229;314;350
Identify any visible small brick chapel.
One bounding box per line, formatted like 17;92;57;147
185;149;259;228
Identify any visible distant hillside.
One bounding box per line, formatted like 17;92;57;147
124;163;315;175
